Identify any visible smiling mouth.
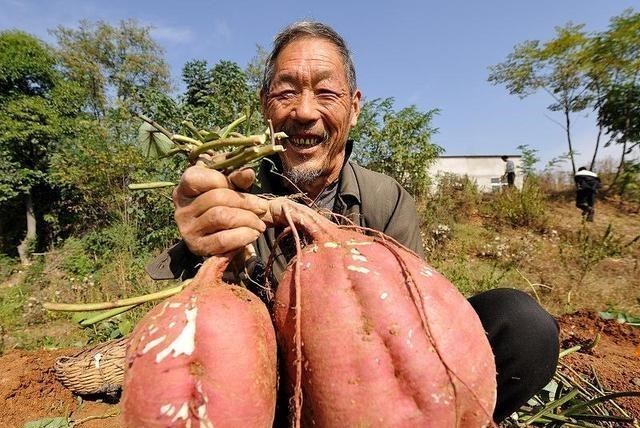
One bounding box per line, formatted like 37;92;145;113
287;136;323;149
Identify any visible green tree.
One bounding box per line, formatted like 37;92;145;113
182;60;213;107
244;45;268;134
489;23;593;175
598;82;640;195
591;10;640;191
350;98;442;196
52;19;171;119
0;31;84;263
181;59;252;128
517;144;540;181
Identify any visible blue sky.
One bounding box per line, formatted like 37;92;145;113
1;0;637;168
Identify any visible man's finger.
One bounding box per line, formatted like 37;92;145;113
228;168;256;191
192;206;267;235
174;166;230;206
182;188;269;219
188;227;262;256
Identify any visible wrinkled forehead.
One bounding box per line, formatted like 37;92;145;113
271;37;349;83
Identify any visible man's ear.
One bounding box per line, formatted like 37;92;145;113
350;89;362;127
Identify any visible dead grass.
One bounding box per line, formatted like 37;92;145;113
423;192;640;317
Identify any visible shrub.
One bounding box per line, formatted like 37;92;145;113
60;237;96;277
558;223;639;283
418;173;482;256
0;253;18;281
486;178;548;230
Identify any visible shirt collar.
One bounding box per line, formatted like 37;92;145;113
336;141;361;204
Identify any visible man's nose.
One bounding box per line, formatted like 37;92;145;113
291;91;321;123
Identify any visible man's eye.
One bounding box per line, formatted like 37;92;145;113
317;89;338;98
276;90;297;99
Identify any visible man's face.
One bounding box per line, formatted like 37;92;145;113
262;37;361;189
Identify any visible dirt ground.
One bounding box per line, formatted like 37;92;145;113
558;310;640;423
1;311;638;427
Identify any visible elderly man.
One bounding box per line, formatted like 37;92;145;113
147;21;559;423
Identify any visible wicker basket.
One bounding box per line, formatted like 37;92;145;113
54;336;129;395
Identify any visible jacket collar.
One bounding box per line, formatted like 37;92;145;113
575;170;598;178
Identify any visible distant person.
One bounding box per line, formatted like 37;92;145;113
575;167;601;222
502;155;515;188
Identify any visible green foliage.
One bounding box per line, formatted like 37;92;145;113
0;32;84;204
0;30;56;97
59;238;96;278
598;82;640;144
489;23;592;173
488;23;591;106
183;59;213;106
486;179;548;230
84;314;132;343
0;254;18;280
615;160;640;201
52;19;170;118
600;308;640;326
0;31;88;258
517;144;540;180
418;173;482;257
490;9;640;179
0;277;27;331
0;259;47;334
435;256;513;297
50;124;148;226
181;59;260;132
0;96;67;202
350;98;442;196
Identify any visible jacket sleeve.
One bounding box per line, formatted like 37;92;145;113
382;184;425;258
354;163;425;258
145;240;203;280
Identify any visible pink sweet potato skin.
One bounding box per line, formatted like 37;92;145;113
122;257;277;428
274;233;496;427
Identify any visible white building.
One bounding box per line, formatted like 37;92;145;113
428;155;523;192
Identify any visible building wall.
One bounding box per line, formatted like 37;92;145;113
428;156;523;192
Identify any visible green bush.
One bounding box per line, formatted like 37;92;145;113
486;178;548;230
434;256;515;296
60;237;97;278
0;253;18;281
418;173;482;256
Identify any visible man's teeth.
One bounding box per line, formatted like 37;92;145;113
291;138;318;147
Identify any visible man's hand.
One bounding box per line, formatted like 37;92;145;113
173;166;269;257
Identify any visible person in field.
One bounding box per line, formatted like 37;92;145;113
148;21;559;423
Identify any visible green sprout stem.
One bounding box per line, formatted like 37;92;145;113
188;135;267;163
219;115;247;138
182;121;205;142
172;134;203;146
43;282;188;312
128;181;175;190
79;305;138;327
210;145;284;171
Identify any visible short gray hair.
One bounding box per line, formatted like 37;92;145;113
261;21;357;96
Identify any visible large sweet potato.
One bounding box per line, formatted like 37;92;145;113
272;207;496;427
122;255;277;428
